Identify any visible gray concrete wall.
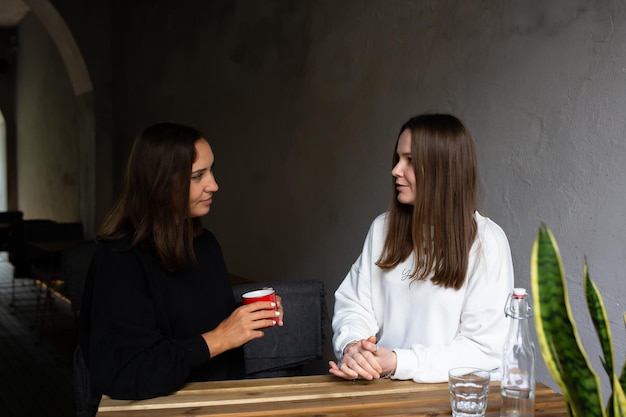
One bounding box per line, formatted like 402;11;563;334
108;0;625;397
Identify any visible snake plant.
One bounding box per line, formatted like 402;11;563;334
530;224;626;417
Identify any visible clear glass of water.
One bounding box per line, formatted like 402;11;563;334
448;367;490;417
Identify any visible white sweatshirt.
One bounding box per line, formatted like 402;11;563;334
332;211;514;382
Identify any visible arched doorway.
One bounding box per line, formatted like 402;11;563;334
7;0;97;237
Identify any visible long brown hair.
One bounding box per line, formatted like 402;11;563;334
376;114;478;290
98;123;204;271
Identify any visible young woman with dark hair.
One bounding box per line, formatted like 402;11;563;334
79;123;283;402
329;114;513;382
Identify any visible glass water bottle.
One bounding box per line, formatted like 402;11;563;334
501;288;535;417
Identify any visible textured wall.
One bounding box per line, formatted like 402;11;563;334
109;0;626;394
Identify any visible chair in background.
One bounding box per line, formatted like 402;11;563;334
232;279;328;378
0;210;23;253
8;219;59;305
8;219;84;341
9;219;84;305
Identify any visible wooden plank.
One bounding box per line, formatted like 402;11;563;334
98;389;569;417
98;376;567;417
99;377;435;411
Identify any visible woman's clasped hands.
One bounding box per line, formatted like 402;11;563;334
328;336;397;380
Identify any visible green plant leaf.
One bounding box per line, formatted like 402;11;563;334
620;314;626;405
531;224;604;417
584;263;614;380
584;264;620;416
612;373;626;417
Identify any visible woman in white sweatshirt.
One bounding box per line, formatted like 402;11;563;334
329;113;514;383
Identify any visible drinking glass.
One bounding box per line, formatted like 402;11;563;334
448;367;490;417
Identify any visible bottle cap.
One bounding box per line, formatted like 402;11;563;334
505;288;532;318
513;288;527;299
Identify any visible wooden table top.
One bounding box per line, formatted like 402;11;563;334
97;375;567;417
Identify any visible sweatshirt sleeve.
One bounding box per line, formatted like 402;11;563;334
392;219;514;382
332;218;381;359
85;245;211;400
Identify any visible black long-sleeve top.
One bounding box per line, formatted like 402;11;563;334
78;229;244;400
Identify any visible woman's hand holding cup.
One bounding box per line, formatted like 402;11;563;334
241;288;283;328
201;289;283;358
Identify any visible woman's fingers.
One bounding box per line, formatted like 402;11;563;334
330;336;385;380
329;360;358;379
349;351;381;379
244;300;283;327
333;352;378;380
275;295;284;326
225;304;278;338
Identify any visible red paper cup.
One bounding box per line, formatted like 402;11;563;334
241;289;278;325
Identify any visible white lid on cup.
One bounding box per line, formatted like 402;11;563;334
242;288;275;299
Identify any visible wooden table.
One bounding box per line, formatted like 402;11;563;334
97;375;567;416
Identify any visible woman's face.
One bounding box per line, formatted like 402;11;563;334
189;138;219;218
391;129;416;205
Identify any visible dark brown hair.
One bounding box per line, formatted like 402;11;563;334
98;123;205;270
376;114;478;289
